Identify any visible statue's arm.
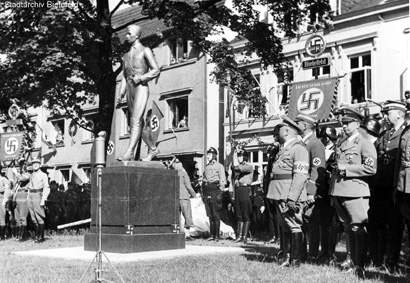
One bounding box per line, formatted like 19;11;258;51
117;72;127;104
140;47;160;83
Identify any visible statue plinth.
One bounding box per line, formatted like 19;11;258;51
84;162;185;253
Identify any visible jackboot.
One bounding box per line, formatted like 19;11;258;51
308;224;320;261
14;226;20;241
207;218;215;241
280;232;292;267
18;226;26;242
234;222;244;243
290;232;304;267
342;232;356;272
35;224;45;243
214;220;221;241
33;224;40;242
242;221;250;244
0;226;5;240
117;118;142;161
354;232;368;279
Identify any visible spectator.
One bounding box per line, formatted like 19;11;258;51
171;158;199;240
178;115;188;128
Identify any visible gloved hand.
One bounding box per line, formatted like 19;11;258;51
287;200;299;212
306;194;315;205
260;206;265;213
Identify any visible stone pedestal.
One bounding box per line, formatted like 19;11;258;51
84;161;185;253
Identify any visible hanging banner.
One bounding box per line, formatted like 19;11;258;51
0;131;25;162
287;77;339;121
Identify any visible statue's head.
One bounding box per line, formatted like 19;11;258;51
126;25;142;43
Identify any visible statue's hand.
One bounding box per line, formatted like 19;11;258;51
132;75;142;86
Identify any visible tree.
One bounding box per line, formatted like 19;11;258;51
0;0;331;138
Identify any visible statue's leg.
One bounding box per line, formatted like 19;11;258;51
118;85;148;161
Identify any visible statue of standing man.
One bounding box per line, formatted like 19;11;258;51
117;25;161;161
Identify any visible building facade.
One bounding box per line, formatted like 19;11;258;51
224;0;409;177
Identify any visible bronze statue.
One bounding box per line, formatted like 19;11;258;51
117;25;161;161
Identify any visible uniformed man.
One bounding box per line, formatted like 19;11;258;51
294;113;326;263
231;149;253;244
28;158;50;243
368;100;406;271
202;147;226;241
318;126;340;263
0;165;11;240
267;116;309;267
11;160;31;241
329;107;377;278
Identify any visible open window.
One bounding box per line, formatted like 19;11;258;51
349;53;372;104
167;96;189;129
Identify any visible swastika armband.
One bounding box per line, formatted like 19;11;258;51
364;158;375;167
294;161;309;174
312;157;321;167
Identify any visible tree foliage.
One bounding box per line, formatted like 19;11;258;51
0;0;331;137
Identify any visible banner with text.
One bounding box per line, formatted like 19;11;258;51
287;77;339;121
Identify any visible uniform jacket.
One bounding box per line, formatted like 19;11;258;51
329;132;377;197
177;169;196;200
30;170;50;201
203;160;226;190
395;124;410;193
303;133;326;197
233;163;253;185
267;139;309;202
0;176;11;200
373;123;406;189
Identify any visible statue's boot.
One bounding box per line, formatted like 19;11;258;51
117;118;142;161
141;130;160;161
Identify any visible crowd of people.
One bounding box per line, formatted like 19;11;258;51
0;162;91;242
176;99;410;280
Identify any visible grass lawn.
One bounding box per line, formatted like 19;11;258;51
0;230;409;283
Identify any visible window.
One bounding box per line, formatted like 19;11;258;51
349;54;371;104
82;119;95;141
311;65;330;79
169;38;188;65
167;96;188;129
52;120;65;146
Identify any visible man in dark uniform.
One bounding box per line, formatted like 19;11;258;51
329;107;377;278
202;147;226;241
28;158;50;243
231;149;253;243
267;116;309;267
368;100;406;271
295;113;326;263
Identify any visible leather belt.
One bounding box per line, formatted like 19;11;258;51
30;189;43;193
236;182;250;187
271;173;292;180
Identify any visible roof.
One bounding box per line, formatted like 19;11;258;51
111;5;171;42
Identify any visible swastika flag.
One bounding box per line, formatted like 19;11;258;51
143;100;164;147
287;77;339;120
0;131;25;162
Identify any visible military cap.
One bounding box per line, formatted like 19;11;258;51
207;147;218;155
381;100;407;113
31;158;41;165
361;117;381;137
294;113;316;125
339;107;364;123
279;116;303;134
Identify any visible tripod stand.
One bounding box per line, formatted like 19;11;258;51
79;133;125;283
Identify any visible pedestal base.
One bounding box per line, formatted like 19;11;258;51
84;232;185;253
